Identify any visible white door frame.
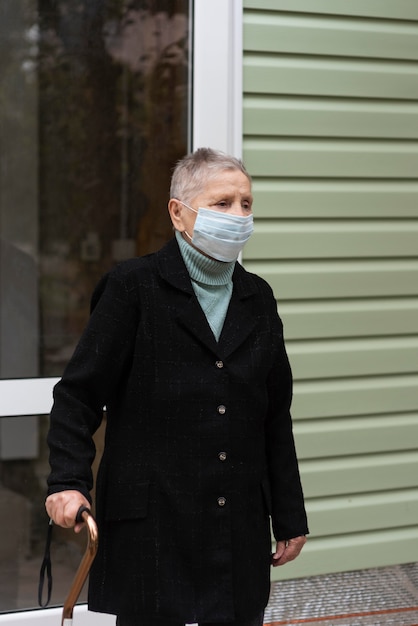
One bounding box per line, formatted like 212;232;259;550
192;0;243;157
0;0;243;623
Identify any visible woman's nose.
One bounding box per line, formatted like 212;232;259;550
229;203;248;216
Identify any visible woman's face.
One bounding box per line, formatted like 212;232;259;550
168;169;253;240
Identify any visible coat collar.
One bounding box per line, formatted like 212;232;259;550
155;238;259;358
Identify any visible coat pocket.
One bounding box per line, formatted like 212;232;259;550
105;480;150;521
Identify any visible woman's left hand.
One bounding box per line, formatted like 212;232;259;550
271;535;306;567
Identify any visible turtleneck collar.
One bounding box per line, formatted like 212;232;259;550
175;230;235;286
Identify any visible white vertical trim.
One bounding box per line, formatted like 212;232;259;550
192;0;243;157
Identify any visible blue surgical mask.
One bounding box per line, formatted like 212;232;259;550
180;202;254;262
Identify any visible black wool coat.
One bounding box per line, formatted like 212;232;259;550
47;237;308;623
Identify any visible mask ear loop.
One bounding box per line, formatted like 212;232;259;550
177;201;197;243
178;200;198;214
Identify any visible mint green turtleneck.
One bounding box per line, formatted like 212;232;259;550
175;230;235;341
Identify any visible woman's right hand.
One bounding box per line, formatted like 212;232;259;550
45;490;91;533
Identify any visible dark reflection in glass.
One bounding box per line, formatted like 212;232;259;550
38;0;190;376
0;0;190;612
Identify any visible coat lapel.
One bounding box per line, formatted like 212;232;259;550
156;239;219;354
156;239;258;358
219;263;258;358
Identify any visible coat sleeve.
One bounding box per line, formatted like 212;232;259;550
264;289;309;541
47;266;139;501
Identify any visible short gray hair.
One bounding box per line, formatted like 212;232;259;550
170;147;251;204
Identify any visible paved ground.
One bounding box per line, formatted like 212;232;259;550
264;562;418;625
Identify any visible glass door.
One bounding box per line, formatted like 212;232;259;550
0;0;242;622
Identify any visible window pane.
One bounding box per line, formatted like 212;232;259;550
0;0;190;612
0;0;191;381
0;414;107;612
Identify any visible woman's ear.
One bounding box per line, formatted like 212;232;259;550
167;199;184;231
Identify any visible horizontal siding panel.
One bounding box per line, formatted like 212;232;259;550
293;375;418;419
252;180;418;218
299;451;418;497
243;0;418;22
280;299;418;340
244;56;418;100
271;527;418;581
245;220;418;259
242;261;418;300
244;14;418;61
244;97;418;139
307;489;418;536
295;414;418;458
243;139;418;178
288;337;418;380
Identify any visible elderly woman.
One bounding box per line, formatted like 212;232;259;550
46;148;308;626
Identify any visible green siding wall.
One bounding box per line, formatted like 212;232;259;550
242;0;418;580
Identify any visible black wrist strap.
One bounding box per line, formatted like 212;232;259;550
38;518;53;607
